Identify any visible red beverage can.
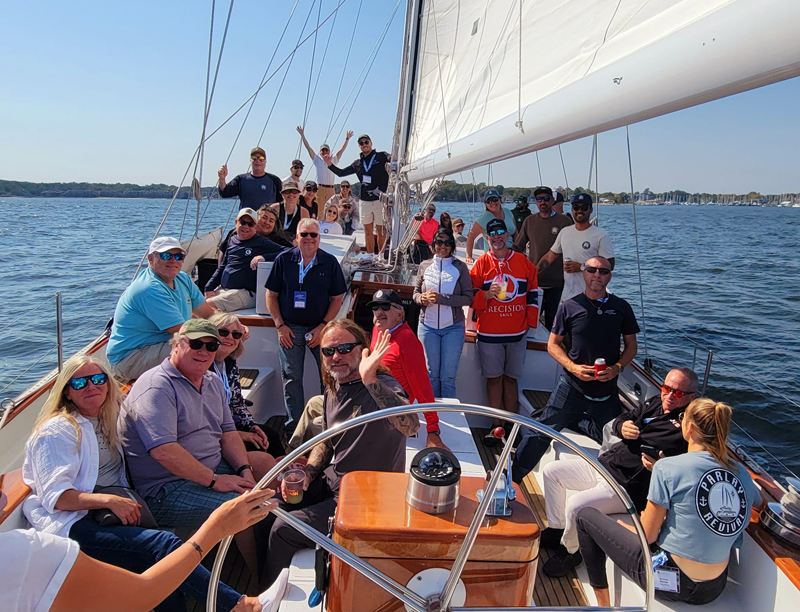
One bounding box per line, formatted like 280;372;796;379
594;358;607;377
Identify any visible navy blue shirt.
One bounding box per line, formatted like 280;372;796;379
220;172;283;209
205;234;285;293
553;293;639;398
265;247;347;326
328;151;390;202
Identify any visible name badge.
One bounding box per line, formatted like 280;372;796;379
294;291;307;309
362;175;372;184
654;568;680;593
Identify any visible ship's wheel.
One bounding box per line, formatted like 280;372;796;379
207;403;655;611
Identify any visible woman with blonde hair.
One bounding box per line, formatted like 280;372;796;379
22;355;285;612
575;398;761;606
319;204;344;235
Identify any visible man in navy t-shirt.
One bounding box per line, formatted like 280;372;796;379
217;146;283;210
513;256;639;482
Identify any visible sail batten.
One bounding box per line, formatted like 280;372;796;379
402;0;800;183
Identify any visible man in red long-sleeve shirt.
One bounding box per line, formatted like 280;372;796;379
368;289;444;448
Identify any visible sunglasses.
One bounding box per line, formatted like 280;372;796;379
305;188;318;192
217;328;243;339
238;219;255;227
454;223;464;228
326;209;338;215
341;205;352;209
68;372;108;391
251;156;266;162
485;197;500;203
291;165;303;169
535;196;552;202
370;303;393;311
662;384;695;399
584;266;611;275
358;140;370;145
186;338;221;352
158;252;186;261
487;229;507;237
299;232;319;238
572;203;591;211
341;185;351;189
321;342;361;357
434;239;453;247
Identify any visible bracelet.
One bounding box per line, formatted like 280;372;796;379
236;464;253;477
187;540;204;558
277;323;287;330
207;473;218;489
615;362;625;373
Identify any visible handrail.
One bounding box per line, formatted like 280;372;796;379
206;403;654;612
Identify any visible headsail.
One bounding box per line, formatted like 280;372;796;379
401;0;800;184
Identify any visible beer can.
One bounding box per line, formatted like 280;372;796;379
305;332;313;342
594;358;607;375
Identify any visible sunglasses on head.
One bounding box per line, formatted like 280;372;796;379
299;232;319;238
217;328;243;339
238;219;255;227
158;252;186;261
186;338;221;352
358;140;370;145
321;342;361;357
370;303;393;311
251;155;266;162
572;203;591;211
536;196;552;202
434;239;453;247
68;372;108;391
487;229;507;237
486;197;500;203
584;266;611;275
662;384;694;399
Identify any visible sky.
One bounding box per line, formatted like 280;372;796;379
1;0;799;195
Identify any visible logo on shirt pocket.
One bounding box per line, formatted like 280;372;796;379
261;185;267;190
695;468;748;536
582;241;591;249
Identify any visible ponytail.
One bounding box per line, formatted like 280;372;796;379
684;398;732;468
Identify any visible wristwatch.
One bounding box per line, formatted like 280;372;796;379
615;362;625;373
207;473;218;489
428;429;441;436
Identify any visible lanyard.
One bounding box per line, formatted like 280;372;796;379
283;207;298;230
298;256;316;285
362;152;377;173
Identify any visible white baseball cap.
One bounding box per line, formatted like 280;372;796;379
236;208;258;222
148;236;186;255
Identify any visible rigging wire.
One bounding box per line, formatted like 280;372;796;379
297;0;323;158
0;295;55;335
306;0;339;128
594;133;600;225
558;144;570;190
515;0;524;133
326;0;364;136
535;151;543;185
624;125;649;361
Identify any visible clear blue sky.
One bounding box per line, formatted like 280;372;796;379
2;0;798;195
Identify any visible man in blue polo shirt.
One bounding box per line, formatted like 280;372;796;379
217;146;283;210
265;219;347;430
204;207;286;312
107;237;216;381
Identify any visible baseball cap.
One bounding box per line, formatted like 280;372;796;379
571;193;594;206
484;188;501;202
533;186;553;197
148;236;186;255
366;288;404;309
320;143;330;151
236;208;258;222
250;147;266;158
178;319;221;341
485;218;508;235
291;159;304;168
452;217;465;227
305;181;318;192
554;191;565;203
358;134;371;141
281;179;301;193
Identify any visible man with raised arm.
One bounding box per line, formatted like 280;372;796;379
107;237;216;381
218;146;283;210
327;134;391;255
265;218;347;433
296;126;353;206
261;320;419;588
512;256;639;480
513;186;573;329
368;288;444;448
536;193;614;303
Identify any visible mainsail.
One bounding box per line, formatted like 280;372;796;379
401;0;800;184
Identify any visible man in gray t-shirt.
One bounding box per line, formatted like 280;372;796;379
120;319;257;529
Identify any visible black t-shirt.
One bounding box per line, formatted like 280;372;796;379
552;293;639;398
328;151;390;202
323;373;408;492
205;234;286;293
264;247;348;326
220;172;283;209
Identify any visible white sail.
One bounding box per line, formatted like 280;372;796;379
402;0;800;184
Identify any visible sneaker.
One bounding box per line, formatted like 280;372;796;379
539;527;565;550
542;549;582;578
258;568;290;612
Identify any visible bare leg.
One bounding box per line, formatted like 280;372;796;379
234;527;260;586
486;376;504;425
594;588;611;607
363;222;375;253
502;375;519;414
247;450;276;482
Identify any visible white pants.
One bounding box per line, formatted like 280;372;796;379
542;458;627;553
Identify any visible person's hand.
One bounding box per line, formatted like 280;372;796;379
595;364;620;382
620;420;640;440
641;450;665;471
218;164;228;180
426;431;448;449
426;291;439;304
238;429;268;450
563;260;582;274
296;125;304;136
205;290;218;298
465;255;474;264
250;425;270;449
105;495;142;526
206;488;277;540
277;324;295;349
485;281;502;300
280;470;312;502
616;519;637;534
419;292;432;306
250;255;265;270
241;325;250;341
307;324;324;348
239;470;257;489
360;329;391;384
213;474;255;494
570;363;597;381
345;130;354;140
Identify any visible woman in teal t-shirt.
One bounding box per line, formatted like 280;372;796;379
465;188;516;262
575;398;760;606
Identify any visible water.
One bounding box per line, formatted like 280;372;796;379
1;197;799;479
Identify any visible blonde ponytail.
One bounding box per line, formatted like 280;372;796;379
684;398;732;468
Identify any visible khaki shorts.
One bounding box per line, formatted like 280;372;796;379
317;185;335;207
207;288;255;312
359;199;384;227
111;341;173;382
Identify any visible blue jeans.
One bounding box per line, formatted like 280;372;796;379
417;321;465;398
278;322;322;427
69;517;242;612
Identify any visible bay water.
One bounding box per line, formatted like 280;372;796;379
1;197;798;478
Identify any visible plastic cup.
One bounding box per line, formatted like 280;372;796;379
497;278;507;300
283;468;305;504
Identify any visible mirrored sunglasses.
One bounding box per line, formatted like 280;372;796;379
584;266;611;275
251;155;266;162
68;372;108;391
158;252;186;261
662;384;694;399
